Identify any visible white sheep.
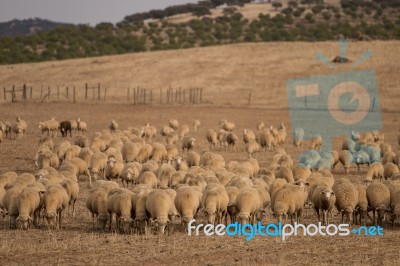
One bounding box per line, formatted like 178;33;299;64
43;184;69;229
137;144;153;163
236;187;261;225
107;190;133;234
243;129;256;144
206;129;218;149
366;183;390;226
365;162;384;183
169;171;186;188
219;119;235;131
256;129;275;151
273;184;307;224
200;151;225;169
193;119;201;131
174;185;201;229
60;178;79;217
74;134;89;148
293;128;304;148
312;186;336;225
178;124;190;140
202;184;229;225
139;171;158;188
182;137;195;153
354;184;369;226
105;156;124;183
165;144;178;164
121;162;140;188
77;118;87;133
187;151;200;167
169;119;179;131
146;189;176;234
150;142;167;164
333;181;358;224
86;187;109;230
384;162;400;180
245;140;260;158
109;120;119;132
16;185;44;230
157;164;176;189
217;129;228;148
226;186;240;223
339;150;354;174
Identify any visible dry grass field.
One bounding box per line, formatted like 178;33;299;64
0;41;400;265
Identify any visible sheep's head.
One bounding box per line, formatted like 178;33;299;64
204;208;217;225
238;212;251;225
97;214;108;230
119;216;132;234
16;215;32;230
107;157;116;168
376;204;391;219
175;157;183;166
154;216;169;235
321;189;334;201
44;212;58;229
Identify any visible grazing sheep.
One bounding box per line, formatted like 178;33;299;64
275;166;294;184
200;151;225;169
339;150;354;174
74;134;89;148
384;162;400;180
353;184;369;226
55;140;72;162
43;184;69;229
273;184;307;224
64;145;81;161
226;186;240;223
178;124;190;140
92;180;119;194
312;186;336;225
366;183;391;226
39;119;59;137
142;124;157;141
169;119;179;131
165;144;179;164
161;126;175;137
151;143;167;164
86;187;109;230
236;187;261;225
89;152;108;181
65;157;91;182
193;119;201;131
243;129;256;144
365;162;384;183
16;185;44;230
137;144;153;163
182;137;195;153
245;140;260;158
0;171;18;188
187;151;200;167
256;129;275;151
139;171;158;188
3;184;25;229
226;132;238;151
202;184;229;225
105;156;124;182
60;178;79;217
77;118;87;133
292;166;311;181
11;122;24;139
157;164;176;189
146;189;176;234
109;120;119;133
382;151;396;165
293;128;304;148
59;121;72;138
206;129;218;149
121;162;140;188
333;182;358;224
165;132;178;145
107;190;133;234
217;129;228;148
174;185;201;229
169;171;186;188
219;119;235;132
36;149;59;170
388;183;400;225
140;160;159;174
78;147;93;165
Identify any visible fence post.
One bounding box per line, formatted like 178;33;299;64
66;87;69;98
57;86;60;100
85;83;88;100
30;87;32;99
144;89;147;104
48;86;51;100
92;86;95;101
150;90;153;104
127;88;130;101
248;92;252;105
40;86;43;99
160;88;162;104
73;87;76;103
12;85;15;102
133;88;136;105
104;88;107;101
3;87;6;101
98;83;101;100
200;88;203;103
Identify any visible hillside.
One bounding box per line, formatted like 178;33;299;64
1;0;400;64
0;41;399;110
0;18;74;36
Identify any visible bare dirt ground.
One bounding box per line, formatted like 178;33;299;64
0;102;400;265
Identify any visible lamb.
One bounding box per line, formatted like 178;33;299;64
174;185;201;229
137;144;153;163
86;187;109;230
206;129;218;149
226;132;238;151
293;128;304;148
338;150;354;174
312;186;336;225
182;137;195;153
366;183;391;226
193;119;201;131
353;184;369;226
74;134;89;148
89;152;108;181
202;184;229;225
139;171;158;188
364;162;384;183
150;142;167;164
157;164;176;189
59;121;72;138
107;190;133;234
43;184;69;229
60;178;79;217
109;120;119;133
146;189;176;234
333;181;358;224
169;119;179;131
16;186;44;230
200;151;225;169
384;162;400;180
236;187;261;225
105;156;124;182
165;144;178;164
3;184;25;229
77;118;87;133
121;162;140;188
178;124;190;140
273;184;307;224
243;129;256;144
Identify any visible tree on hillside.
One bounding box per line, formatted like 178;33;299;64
192;6;211;17
272;2;283;10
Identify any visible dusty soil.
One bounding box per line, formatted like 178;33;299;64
0;102;399;265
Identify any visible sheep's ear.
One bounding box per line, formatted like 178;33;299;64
331;192;335;195
305;182;310;186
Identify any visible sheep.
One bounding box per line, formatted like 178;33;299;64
384;162;400;180
64;157;91;181
275;166;294;184
256;122;265;130
121;162;140;188
88;152;108;181
236;187;261;225
59;121;72;138
38;135;54;150
55;140;72;162
292;165;311;181
105;156;124;182
11;122;24;140
342;138;357;153
185;151;199;168
142;124;157;141
140;160;159;174
366;183;391;226
333;182;358;224
174;185;201;229
92;180;119;194
157;164;176;189
338;150;354;174
77;118;87;133
3;184;25;229
60;178;79;217
137;144;153;163
169;119;179;131
174;156;189;171
86;187;109;230
354;150;370;172
206;129;218;149
388;183;400;225
256;129;275;151
242;140;259;158
161;125;175;137
312;186;336;225
226;186;240;223
165;132;178;145
178;124;190;140
37;149;59;169
139;171;158;188
39;119;59;137
182;137;195;153
253;186;271;222
310;135;322;150
293;128;304;148
150;142;167;164
107;190;133;234
364;162;384;184
193;119;201;131
243;129;256;144
16;185;44;230
0;171;18;188
217;129;228;148
109;120;119;133
353;184;368;226
382;151;396;165
200;151;225;169
74;134;89;148
77;147;93;165
219;119;235;131
43;184;69;229
64;145;81;161
273;184;307;224
165;144;178;164
146;189;175;234
202;184;229;225
226;132;238;151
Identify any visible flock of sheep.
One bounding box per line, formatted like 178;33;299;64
1;115;400;235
